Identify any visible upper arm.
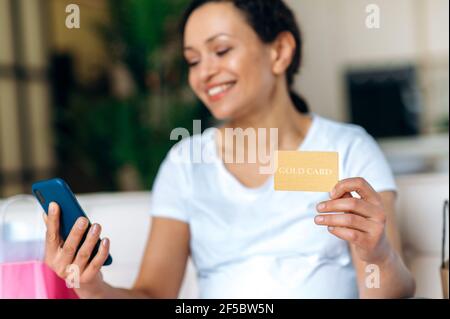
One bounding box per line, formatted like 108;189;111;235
132;217;190;298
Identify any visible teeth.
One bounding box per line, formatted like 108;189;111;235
208;83;234;97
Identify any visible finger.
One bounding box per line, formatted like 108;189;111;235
317;197;379;219
82;238;110;283
331;178;380;206
45;202;62;258
315;213;373;233
340;192;353;199
73;223;101;271
327;226;368;247
57;217;89;266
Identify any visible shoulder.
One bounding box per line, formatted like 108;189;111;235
315;115;368;140
312;115;395;190
312;114;374;150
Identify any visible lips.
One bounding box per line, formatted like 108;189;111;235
205;81;236;102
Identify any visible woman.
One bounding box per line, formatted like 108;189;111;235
43;0;415;298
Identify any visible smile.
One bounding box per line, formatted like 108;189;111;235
206;82;236;101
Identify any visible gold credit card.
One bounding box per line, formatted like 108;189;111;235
274;151;339;192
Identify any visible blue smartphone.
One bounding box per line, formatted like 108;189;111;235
32;177;112;266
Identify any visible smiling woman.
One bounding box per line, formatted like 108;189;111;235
180;0;309;120
39;0;416;299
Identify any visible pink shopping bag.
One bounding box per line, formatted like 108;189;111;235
0;260;79;299
0;195;79;299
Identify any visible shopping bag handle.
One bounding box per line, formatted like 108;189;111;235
443;200;449;268
0;194;42;241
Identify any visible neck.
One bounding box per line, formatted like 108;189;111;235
223;83;311;149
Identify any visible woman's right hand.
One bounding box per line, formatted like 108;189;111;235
42;202;111;298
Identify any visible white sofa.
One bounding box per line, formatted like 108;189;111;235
1;173;448;298
394;173;449;299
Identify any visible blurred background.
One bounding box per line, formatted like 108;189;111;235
0;0;449;299
0;0;448;197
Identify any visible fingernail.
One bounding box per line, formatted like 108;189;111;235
102;238;109;246
317;203;325;211
315;216;324;223
328;226;335;231
49;202;55;215
91;224;100;235
330;188;336;197
77;218;87;230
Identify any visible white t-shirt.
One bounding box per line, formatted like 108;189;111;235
150;114;397;298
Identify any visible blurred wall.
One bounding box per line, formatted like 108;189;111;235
0;0;54;196
0;0;112;197
287;0;449;133
49;0;110;83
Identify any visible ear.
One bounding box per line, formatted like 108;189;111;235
270;31;296;76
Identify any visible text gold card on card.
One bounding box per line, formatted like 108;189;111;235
274;151;339;192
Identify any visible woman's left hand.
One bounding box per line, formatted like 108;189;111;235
315;177;392;264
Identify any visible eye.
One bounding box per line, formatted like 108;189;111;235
216;48;231;57
188;61;199;68
185;58;200;68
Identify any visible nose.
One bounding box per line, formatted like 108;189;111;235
198;55;219;84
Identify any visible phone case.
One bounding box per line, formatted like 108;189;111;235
32;178;112;266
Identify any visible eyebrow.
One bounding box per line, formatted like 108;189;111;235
184;33;232;51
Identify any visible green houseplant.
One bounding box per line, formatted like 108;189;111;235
55;0;211;192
